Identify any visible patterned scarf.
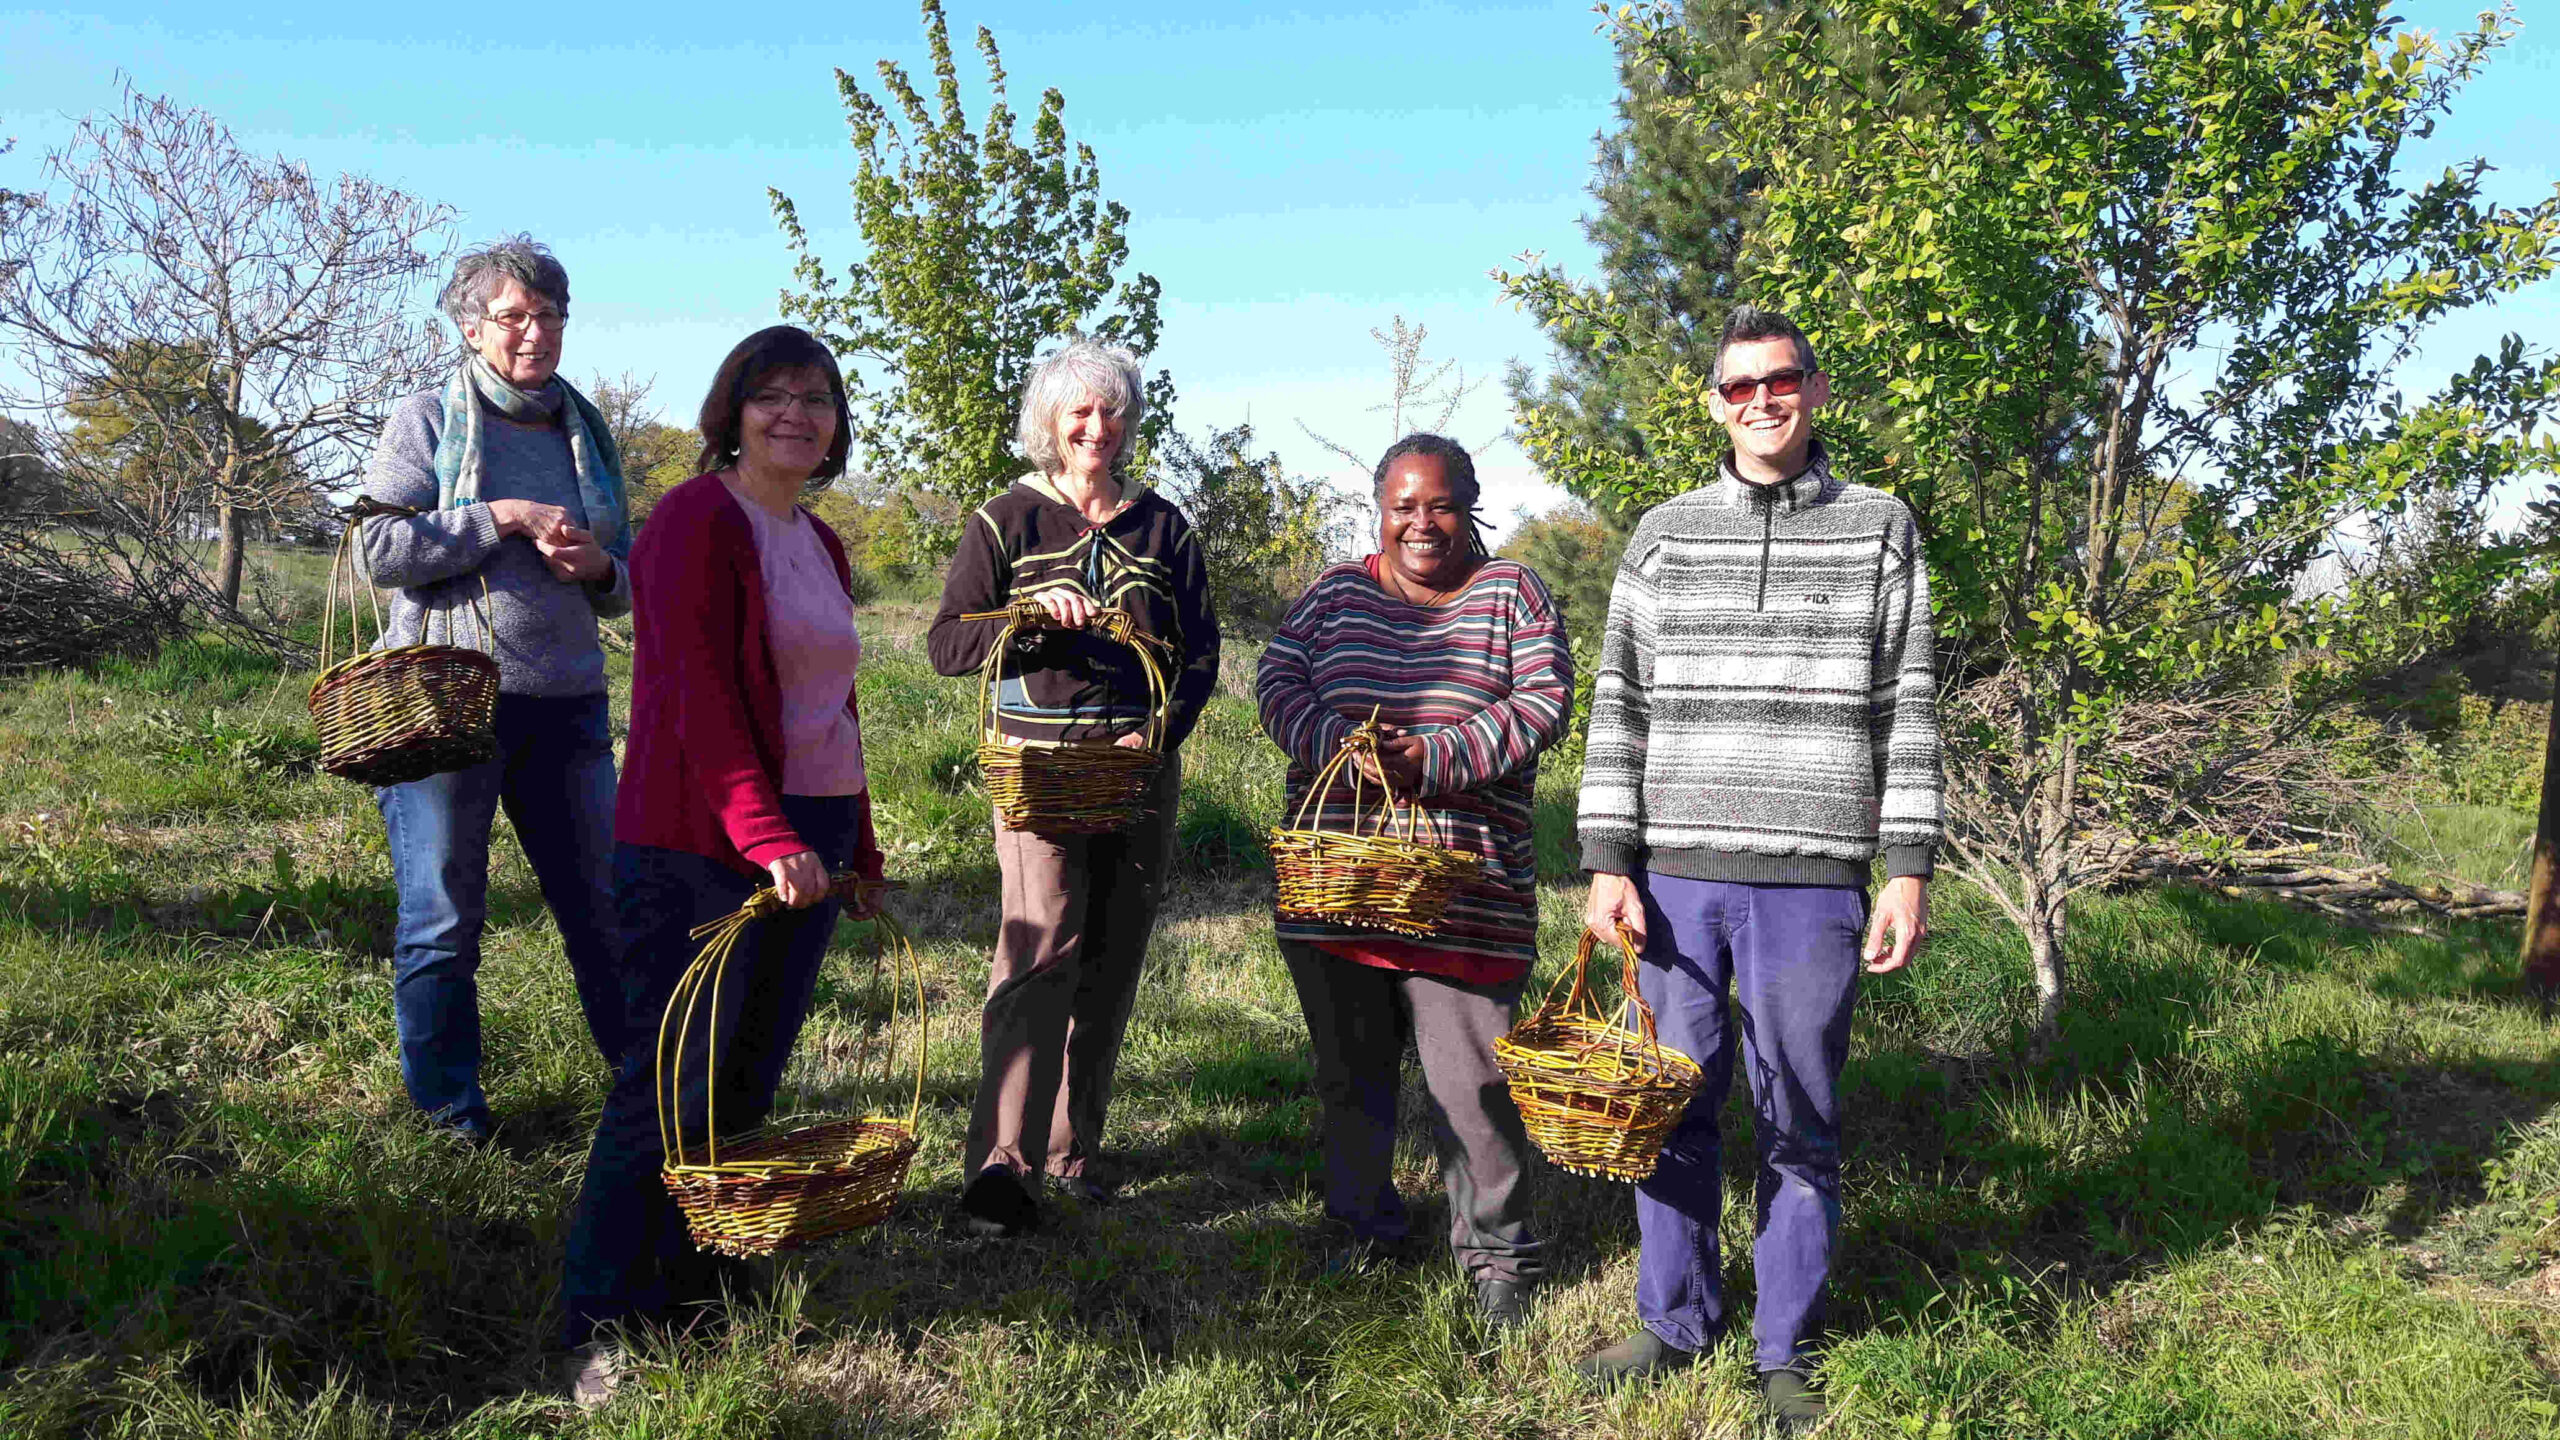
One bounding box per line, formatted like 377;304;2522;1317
431;356;630;559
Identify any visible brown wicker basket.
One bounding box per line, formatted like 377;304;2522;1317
658;875;925;1257
965;599;1169;835
1269;712;1486;938
1493;924;1705;1181
308;498;499;787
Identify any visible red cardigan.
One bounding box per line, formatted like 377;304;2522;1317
615;472;882;880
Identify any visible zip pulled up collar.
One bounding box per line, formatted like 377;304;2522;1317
1720;439;1835;515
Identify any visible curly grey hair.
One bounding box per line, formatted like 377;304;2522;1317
1016;338;1145;478
1709;303;1818;385
439;235;571;329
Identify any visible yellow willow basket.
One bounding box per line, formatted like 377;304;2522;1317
1493;924;1705;1181
965;599;1169;835
657;875;925;1257
308;497;499;787
1268;712;1486;938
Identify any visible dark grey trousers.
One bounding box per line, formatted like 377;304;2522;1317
1281;940;1543;1284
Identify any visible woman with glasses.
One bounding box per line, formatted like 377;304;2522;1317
557;324;884;1407
1254;433;1572;1337
356;235;630;1147
926;338;1221;1237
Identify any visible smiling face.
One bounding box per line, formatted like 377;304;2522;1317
737;365;840;482
1051;390;1125;484
460;277;565;390
1709;335;1830;480
1376;452;1473;595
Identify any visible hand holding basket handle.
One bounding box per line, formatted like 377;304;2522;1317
960;599;1170;833
1491;921;1706;1181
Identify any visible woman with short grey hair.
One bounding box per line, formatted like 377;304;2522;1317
355;234;633;1145
926;336;1219;1235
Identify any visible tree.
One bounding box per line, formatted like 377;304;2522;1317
1298;316;1502;480
60;339;304;547
1500;501;1627;657
586;372;699;529
1507;0;2560;1045
771;0;1172;561
0;89;455;612
1503;1;1771;528
1157;424;1340;637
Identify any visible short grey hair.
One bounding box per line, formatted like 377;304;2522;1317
1016;338;1145;477
1709;303;1818;385
440;235;571;329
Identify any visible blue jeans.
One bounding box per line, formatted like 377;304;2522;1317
1630;872;1864;1372
559;793;863;1349
375;691;621;1131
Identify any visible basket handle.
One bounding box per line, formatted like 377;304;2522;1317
318;497;495;671
1523;923;1663;1051
654;874;921;1169
962;598;1171;752
1286;709;1448;848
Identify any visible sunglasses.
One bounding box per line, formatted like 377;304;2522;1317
1715;367;1809;406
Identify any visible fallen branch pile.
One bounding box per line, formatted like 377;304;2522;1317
2101;840;2523;933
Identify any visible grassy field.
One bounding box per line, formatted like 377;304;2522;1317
3;612;2559;1438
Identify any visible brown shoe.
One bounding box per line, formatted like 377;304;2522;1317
1573;1328;1697;1391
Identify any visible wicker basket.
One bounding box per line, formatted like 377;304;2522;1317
1269;712;1486;938
965;599;1169;835
1493;925;1705;1181
308;498;499;787
658;875;925;1257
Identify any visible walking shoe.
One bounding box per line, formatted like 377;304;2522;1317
1052;1174;1116;1206
1572;1328;1697;1391
1473;1275;1537;1338
1760;1367;1824;1434
957;1163;1041;1237
1316;1231;1420;1279
562;1342;630;1411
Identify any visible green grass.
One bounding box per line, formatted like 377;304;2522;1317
2;616;2558;1437
2377;802;2537;893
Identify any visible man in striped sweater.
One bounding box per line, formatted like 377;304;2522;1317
1573;305;1940;1432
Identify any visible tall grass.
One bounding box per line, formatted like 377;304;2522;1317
1;614;2556;1436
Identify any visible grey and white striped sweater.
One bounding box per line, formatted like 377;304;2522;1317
1577;444;1942;887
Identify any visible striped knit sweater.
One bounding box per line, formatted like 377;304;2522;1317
1257;557;1574;982
1578;443;1942;886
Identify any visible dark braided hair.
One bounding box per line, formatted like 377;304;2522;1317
1371;433;1489;556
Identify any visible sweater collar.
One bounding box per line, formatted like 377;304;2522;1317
1020;469;1142;525
1720;439;1834;513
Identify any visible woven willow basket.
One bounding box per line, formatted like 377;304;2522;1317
1269;714;1485;938
658;876;925;1257
966;599;1169;835
308;497;499;787
1493;925;1705;1181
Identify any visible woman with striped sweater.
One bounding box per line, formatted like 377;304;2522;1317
1255;433;1574;1336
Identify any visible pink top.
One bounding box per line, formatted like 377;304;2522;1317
723;479;867;797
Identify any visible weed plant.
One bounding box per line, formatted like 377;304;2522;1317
1;615;2556;1436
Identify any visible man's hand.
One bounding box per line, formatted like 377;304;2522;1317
767;849;828;909
1862;874;1930;974
1585;870;1646;950
535;528;611;584
488;498;578;544
1029;587;1098;630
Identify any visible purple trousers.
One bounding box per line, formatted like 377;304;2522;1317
1630;872;1864;1372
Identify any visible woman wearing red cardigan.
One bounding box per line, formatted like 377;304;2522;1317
559;326;882;1405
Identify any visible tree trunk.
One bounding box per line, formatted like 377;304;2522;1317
2520;679;2560;1006
213;501;245;610
2022;864;2069;1054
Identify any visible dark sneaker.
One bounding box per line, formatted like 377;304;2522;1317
1316;1231;1419;1279
1573;1328;1698;1391
1052;1174;1115;1206
1474;1275;1537;1338
430;1112;496;1149
1760;1367;1824;1434
958;1163;1040;1237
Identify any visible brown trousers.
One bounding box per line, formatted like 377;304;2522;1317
965;757;1180;1184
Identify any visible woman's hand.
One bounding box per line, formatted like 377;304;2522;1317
488;498;578;545
1350;726;1428;796
767;849;828;909
1112;731;1148;749
1029;587;1098;630
535;527;611;583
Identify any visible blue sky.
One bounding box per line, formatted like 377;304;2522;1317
3;1;2553;537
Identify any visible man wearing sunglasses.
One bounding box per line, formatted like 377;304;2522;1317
1572;305;1941;1433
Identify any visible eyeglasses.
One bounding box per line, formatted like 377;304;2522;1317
1715;367;1809;406
746;389;835;416
478;307;567;334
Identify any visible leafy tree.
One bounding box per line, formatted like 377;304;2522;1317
1504;1;1771;527
1508;0;2560;1044
0;88;454;612
587;372;699;529
1500;501;1627;657
60;339;303;545
771;0;1172;561
1157;424;1340;637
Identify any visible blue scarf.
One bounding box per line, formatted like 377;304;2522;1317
431;357;630;560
